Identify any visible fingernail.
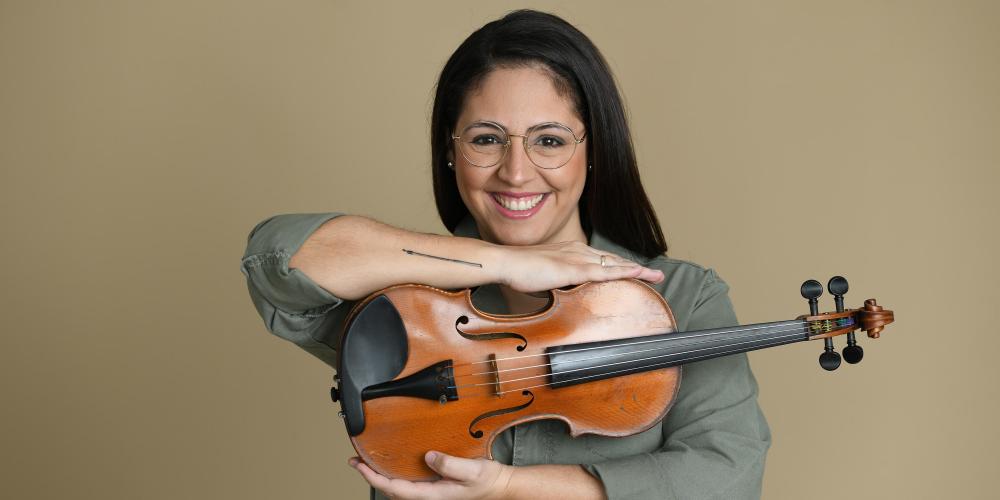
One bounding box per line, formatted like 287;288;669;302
425;451;438;464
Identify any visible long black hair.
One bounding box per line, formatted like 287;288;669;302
431;9;668;258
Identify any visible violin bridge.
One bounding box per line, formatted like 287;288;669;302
488;353;503;398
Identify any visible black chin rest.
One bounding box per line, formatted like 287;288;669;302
337;294;408;436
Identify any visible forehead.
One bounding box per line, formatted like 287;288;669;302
456;66;583;131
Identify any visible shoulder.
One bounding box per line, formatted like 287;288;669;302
644;255;723;285
640;255;736;331
590;231;723;290
642;255;728;297
589;230;737;329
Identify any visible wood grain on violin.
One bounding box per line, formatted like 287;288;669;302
331;278;894;481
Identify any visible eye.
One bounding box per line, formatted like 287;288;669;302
471;134;504;146
534;135;566;148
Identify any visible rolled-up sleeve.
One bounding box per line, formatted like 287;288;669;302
584;272;771;499
240;212;353;367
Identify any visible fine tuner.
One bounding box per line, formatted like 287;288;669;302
800;276;889;371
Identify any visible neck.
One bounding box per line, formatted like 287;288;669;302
499;285;552;315
545;319;810;388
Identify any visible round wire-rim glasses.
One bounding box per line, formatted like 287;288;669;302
451;121;587;169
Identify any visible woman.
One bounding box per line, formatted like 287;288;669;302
241;10;769;500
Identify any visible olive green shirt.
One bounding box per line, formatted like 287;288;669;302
241;213;770;499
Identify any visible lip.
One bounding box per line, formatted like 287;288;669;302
489;192;549;219
492;191;546;198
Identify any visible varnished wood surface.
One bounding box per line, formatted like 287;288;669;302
346;279;679;481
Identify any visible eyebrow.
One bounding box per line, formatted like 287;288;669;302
528;122;569;132
465;120;505;128
464;120;577;131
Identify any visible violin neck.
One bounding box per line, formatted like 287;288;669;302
545;319;809;388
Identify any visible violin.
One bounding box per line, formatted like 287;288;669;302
329;276;894;481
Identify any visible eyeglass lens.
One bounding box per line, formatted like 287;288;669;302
457;122;579;169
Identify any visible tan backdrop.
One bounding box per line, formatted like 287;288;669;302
2;1;998;498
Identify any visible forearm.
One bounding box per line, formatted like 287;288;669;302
289;215;504;300
505;464;605;500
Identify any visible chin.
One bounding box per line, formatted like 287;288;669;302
489;226;548;246
499;235;543;246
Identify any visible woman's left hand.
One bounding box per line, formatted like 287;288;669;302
350;451;514;500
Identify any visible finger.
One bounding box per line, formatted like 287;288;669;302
589;252;624;266
592;263;666;285
353;461;426;499
609;259;639;268
588;263;642;281
605;253;641;268
637;267;665;283
352;461;394;493
425;451;482;482
613;265;664;283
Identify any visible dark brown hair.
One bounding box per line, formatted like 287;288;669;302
430;9;668;258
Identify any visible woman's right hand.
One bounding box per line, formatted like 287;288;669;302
497;241;664;294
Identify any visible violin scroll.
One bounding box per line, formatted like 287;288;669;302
858;299;893;339
797;277;895;371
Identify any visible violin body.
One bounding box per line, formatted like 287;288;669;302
337;279;680;481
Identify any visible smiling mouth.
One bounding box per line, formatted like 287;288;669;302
490;193;546;211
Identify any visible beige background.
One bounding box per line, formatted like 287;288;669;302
2;1;998;498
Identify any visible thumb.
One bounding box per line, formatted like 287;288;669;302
425;451;482;482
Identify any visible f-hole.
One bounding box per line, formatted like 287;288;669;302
468;391;535;439
455;316;528;351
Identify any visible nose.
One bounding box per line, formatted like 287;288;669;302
496;134;534;185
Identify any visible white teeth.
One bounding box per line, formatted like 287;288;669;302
493;194;544;211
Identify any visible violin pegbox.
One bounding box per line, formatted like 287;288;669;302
798;276;895;372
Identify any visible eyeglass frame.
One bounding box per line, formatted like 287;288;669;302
450;120;587;169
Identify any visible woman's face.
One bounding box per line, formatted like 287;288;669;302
453;66;588;247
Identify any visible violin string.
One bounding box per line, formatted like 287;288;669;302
448;325;811;392
452;332;812;400
453;326;808;391
452;322;807;383
499;327;807;388
449;320;807;370
449;316;839;381
495;335;807;396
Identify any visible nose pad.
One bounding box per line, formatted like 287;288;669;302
497;135;534;183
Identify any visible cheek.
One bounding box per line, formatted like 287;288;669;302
455;169;487;208
550;164;587;199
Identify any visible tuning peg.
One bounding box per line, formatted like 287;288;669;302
801;279;823;316
843;344;864;364
827;276;863;364
819;349;841;371
827;276;848;311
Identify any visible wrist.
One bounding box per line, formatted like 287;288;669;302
478;240;511;286
489;463;517;500
502;464;606;500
